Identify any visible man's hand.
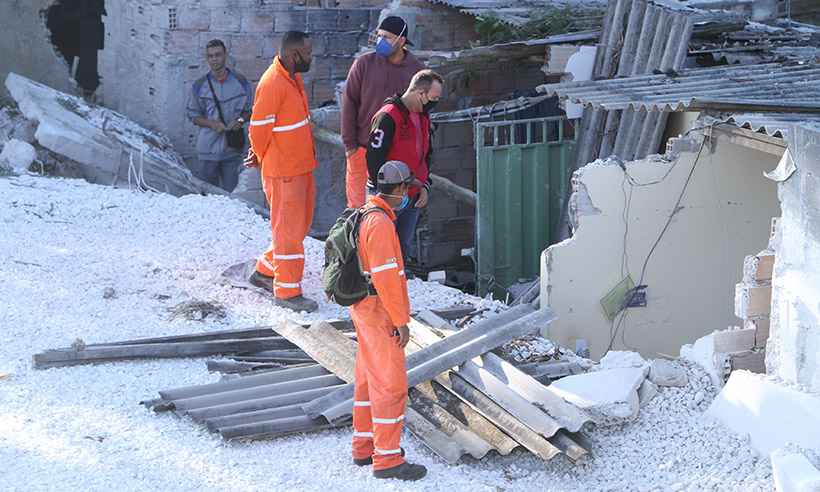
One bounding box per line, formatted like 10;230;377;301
243;149;259;168
345;147;362;158
415;187;429;208
211;121;227;133
395;325;410;348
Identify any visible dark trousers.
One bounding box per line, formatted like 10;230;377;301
197;156;241;192
395;197;421;261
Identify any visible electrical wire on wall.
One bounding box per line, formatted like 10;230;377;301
606;122;730;352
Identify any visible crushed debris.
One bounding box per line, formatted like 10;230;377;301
167;300;227;322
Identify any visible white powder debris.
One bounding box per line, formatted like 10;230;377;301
0;175;774;491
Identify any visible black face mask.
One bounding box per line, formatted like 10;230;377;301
422;99;439;113
294;52;312;73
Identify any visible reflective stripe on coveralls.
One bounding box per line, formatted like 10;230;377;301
350;195;411;471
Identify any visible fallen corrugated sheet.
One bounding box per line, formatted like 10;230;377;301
302;304;541;422
539;62;820;112
569;0;698;167
721;113;820;138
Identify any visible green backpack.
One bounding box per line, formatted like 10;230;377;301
322;206;387;306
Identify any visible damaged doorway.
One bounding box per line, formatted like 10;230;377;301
45;0;105;99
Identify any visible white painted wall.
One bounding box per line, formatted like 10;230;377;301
541;135;781;359
768;124;820;392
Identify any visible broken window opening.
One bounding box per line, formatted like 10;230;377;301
45;0;106;98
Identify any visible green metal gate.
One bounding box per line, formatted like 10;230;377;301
476;116;576;298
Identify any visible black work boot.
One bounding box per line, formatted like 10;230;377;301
248;270;274;293
373;462;427;481
353;448;405;467
274;295;319;313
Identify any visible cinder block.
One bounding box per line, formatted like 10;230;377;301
735;283;772;318
211;9;242;33
744;317;771;349
324;33;361;55
729;350;766;374
743;252;775;284
177;8;211;31
311;79;338;106
714;328;756;353
275;10;307;32
241;13;274;33
230;34;263;58
164;31;201;55
337;9;371;30
261;34;284;58
307;10;339;31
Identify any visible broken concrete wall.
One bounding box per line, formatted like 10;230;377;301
767;125;820;392
541;133;781;360
99;0;380;162
0;0;76;99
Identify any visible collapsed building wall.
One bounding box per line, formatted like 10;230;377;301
100;0;380;162
0;0;77;98
768;124;820;392
541;131;781;359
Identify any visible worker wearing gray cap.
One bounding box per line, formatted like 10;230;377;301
349;161;427;481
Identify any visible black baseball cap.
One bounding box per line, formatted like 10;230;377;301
378;16;414;46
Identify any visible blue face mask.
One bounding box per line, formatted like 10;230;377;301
375;36;394;57
397;195;411;210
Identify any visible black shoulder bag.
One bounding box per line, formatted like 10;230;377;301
206;75;246;150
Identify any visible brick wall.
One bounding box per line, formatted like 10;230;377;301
100;0;382;162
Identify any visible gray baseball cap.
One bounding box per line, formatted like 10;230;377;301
377;160;413;185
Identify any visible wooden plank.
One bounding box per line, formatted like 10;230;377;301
33;337;298;369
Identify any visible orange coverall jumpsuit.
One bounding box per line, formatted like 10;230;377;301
350;195;411;471
249;56;316;300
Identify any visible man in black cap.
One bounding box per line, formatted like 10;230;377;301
341;15;426;209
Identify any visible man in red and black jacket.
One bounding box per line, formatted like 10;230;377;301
366;69;443;261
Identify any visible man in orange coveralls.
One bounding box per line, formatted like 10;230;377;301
244;31;318;313
350;160;427;481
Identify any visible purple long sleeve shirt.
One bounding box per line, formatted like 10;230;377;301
341;50;425;152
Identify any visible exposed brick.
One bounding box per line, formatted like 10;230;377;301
241;12;275;33
211;9;242;33
745;317;771;349
311;79;338;105
328;56;354;79
729;350;766;374
231;34;263;58
274;10;307;32
310;33;328;56
337;9;371;30
177;8;211;31
307;9;339;31
714;328;756;353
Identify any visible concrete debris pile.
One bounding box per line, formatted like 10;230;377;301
2;73;267;216
146;306;597;465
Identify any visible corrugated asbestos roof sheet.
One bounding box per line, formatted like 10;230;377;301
538;62;820;112
722;113;820;137
426;0;606;26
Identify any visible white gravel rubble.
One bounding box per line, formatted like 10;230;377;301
0;175;774;491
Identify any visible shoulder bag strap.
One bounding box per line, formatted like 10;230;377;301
205;74;227;126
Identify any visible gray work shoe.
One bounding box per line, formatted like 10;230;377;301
274;295;318;313
373;462;427;481
248;270;274;293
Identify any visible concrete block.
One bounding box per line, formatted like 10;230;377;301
649;359;688;387
638;379;658;406
307;9;339;32
771;450;820;492
177;8;211;31
324;33;360;55
714;327;757;353
707;371;820;454
261;35;284;59
164;31;201;55
729;350;766;374
311;79;338;106
275;10;308;33
735;283;773;318
744;252;775;283
230;34;263;58
744;317;771;349
211;9;242;33
549;367;647;424
241;13;274;33
337;9;371;31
